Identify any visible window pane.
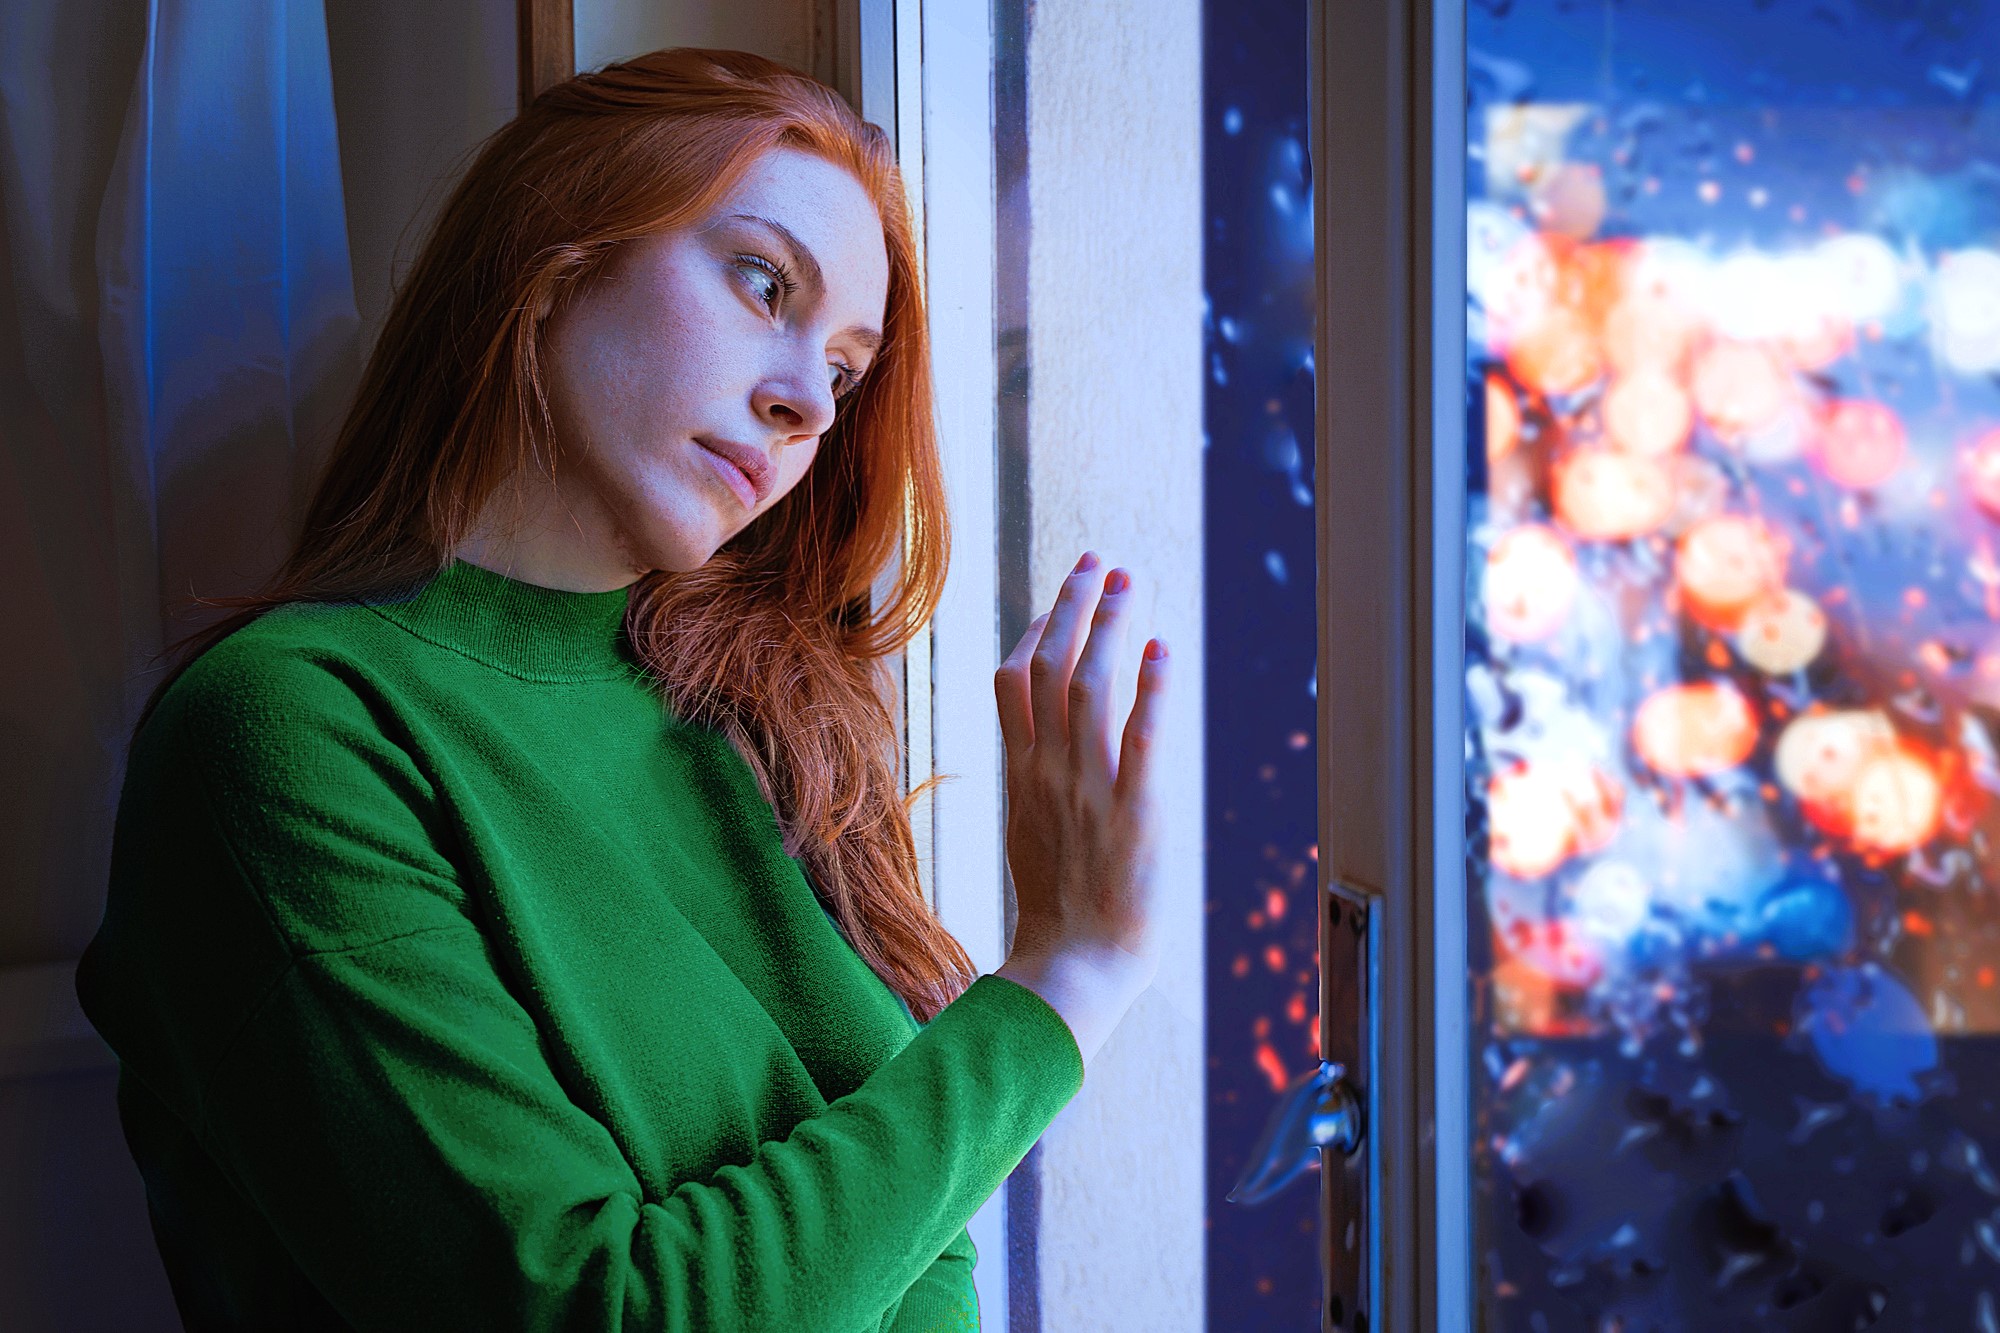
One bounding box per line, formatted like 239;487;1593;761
1464;3;2000;1324
1204;0;1323;1324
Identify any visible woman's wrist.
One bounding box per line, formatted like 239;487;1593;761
992;944;1152;1070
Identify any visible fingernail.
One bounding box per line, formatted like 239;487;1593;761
1145;639;1168;661
1074;550;1099;573
1105;568;1131;594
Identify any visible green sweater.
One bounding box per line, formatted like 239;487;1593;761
75;557;1084;1331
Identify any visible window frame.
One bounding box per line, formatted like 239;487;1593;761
1309;0;1470;1326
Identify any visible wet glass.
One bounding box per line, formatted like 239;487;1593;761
1464;1;2000;1324
1204;3;1323;1325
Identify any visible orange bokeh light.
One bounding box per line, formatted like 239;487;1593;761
1506;309;1604;397
1849;743;1943;854
1489;761;1577;879
1485;234;1567;349
1485;524;1580;642
1487;374;1522;463
1675;514;1789;631
1735;588;1828;674
1553;448;1676;540
1603;367;1694;457
1491;954;1563;1032
1691;341;1793;441
1631;680;1760;778
1560;237;1640;329
1487;755;1623;880
1601;282;1704;378
1775;710;1891;805
1811;398;1907;490
1772;708;1946;854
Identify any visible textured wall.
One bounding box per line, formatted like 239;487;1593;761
1024;3;1206;1328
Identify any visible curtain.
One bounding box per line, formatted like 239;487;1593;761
0;0;358;965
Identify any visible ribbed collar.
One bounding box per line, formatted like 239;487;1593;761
366;558;639;683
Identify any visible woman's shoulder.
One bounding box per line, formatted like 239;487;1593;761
140;600;415;766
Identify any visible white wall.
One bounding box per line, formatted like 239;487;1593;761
1022;4;1207;1329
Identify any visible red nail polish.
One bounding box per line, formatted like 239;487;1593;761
1105;568;1131;594
1075;551;1099;573
1146;639;1168;661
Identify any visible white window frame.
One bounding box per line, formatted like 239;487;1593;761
853;0;1014;1324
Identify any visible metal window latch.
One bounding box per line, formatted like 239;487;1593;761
1225;1059;1365;1206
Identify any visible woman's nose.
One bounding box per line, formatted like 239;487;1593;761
752;362;836;439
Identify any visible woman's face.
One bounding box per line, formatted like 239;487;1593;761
472;145;891;589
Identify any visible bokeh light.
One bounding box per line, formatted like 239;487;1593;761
1630;680;1760;778
1484;524;1580;642
1674;513;1789;631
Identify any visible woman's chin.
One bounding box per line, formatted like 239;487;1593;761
648;529;731;575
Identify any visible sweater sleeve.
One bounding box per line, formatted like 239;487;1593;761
200;923;1065;1333
884;1226;981;1332
78;648;1084;1332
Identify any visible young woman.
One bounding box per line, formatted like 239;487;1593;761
75;46;1167;1333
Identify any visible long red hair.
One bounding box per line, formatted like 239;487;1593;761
129;48;974;1022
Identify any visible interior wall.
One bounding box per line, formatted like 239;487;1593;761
1022;3;1207;1328
326;0;516;351
575;0;820;79
331;0;823;356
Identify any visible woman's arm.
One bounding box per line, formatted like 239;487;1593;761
883;1225;979;1332
191;915;1064;1331
79;648;1082;1332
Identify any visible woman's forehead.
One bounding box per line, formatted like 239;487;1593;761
718;151;878;242
706;147;890;315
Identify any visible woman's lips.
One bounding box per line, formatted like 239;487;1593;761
696;439;762;508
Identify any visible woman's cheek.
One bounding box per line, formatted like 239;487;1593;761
779;445;819;502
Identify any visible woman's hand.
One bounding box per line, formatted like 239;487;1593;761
990;550;1170;1064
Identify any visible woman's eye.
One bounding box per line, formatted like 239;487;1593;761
829;363;862;398
739;264;781;312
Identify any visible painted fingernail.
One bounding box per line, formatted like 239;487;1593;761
1105;568;1131;594
1074;550;1099;573
1145;639;1168;661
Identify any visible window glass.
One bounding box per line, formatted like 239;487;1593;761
1465;2;2000;1323
1205;0;1322;1324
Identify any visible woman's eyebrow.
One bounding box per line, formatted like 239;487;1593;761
728;212;883;353
730;213;825;290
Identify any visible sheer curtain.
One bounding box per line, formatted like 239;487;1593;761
2;0;357;966
0;0;355;1321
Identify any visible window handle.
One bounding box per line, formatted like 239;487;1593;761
1225;1059;1366;1206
